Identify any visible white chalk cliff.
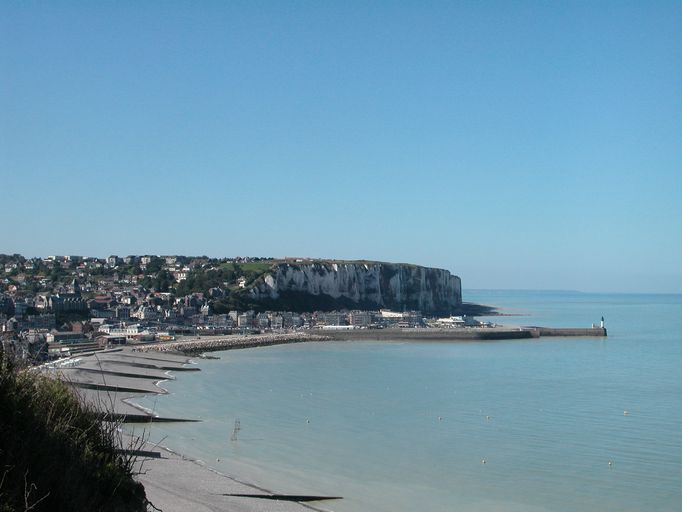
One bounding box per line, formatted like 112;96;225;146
248;261;461;314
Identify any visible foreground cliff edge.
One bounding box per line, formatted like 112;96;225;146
0;350;147;512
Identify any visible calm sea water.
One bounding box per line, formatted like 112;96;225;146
137;291;682;512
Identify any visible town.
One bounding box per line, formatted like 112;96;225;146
0;254;483;362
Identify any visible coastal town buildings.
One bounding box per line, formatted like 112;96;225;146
0;253;470;362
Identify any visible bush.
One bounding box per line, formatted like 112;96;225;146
0;353;147;512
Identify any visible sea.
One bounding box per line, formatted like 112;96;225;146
136;290;682;512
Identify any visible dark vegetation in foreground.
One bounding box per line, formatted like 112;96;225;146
0;349;147;512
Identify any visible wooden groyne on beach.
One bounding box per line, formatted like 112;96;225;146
132;332;331;355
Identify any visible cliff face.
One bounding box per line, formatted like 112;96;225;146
248;262;461;314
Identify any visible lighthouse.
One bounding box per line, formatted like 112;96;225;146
600;316;605;328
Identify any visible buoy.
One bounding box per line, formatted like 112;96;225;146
481;458;487;464
438;416;443;421
624;410;629;416
608;461;613;467
306;419;310;424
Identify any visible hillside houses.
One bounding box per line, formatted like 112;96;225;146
0;253;446;362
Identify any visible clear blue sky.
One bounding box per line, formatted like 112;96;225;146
2;1;681;293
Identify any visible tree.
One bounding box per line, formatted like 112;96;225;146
153;270;175;293
144;257;163;274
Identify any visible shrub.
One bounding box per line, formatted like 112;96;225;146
0;352;147;512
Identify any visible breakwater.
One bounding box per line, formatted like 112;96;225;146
132;332;331;355
526;326;607;337
323;326;607;341
323;327;532;341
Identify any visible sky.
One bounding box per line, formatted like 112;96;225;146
1;1;681;293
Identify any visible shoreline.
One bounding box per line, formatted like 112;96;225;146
49;325;606;510
131;435;331;512
45;344;334;511
49;325;606;421
128;324;607;357
129;324;608;511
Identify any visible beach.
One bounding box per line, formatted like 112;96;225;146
45;333;342;512
48;323;611;512
135;441;332;512
44;331;333;422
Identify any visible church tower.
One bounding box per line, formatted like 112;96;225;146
70;278;81;296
